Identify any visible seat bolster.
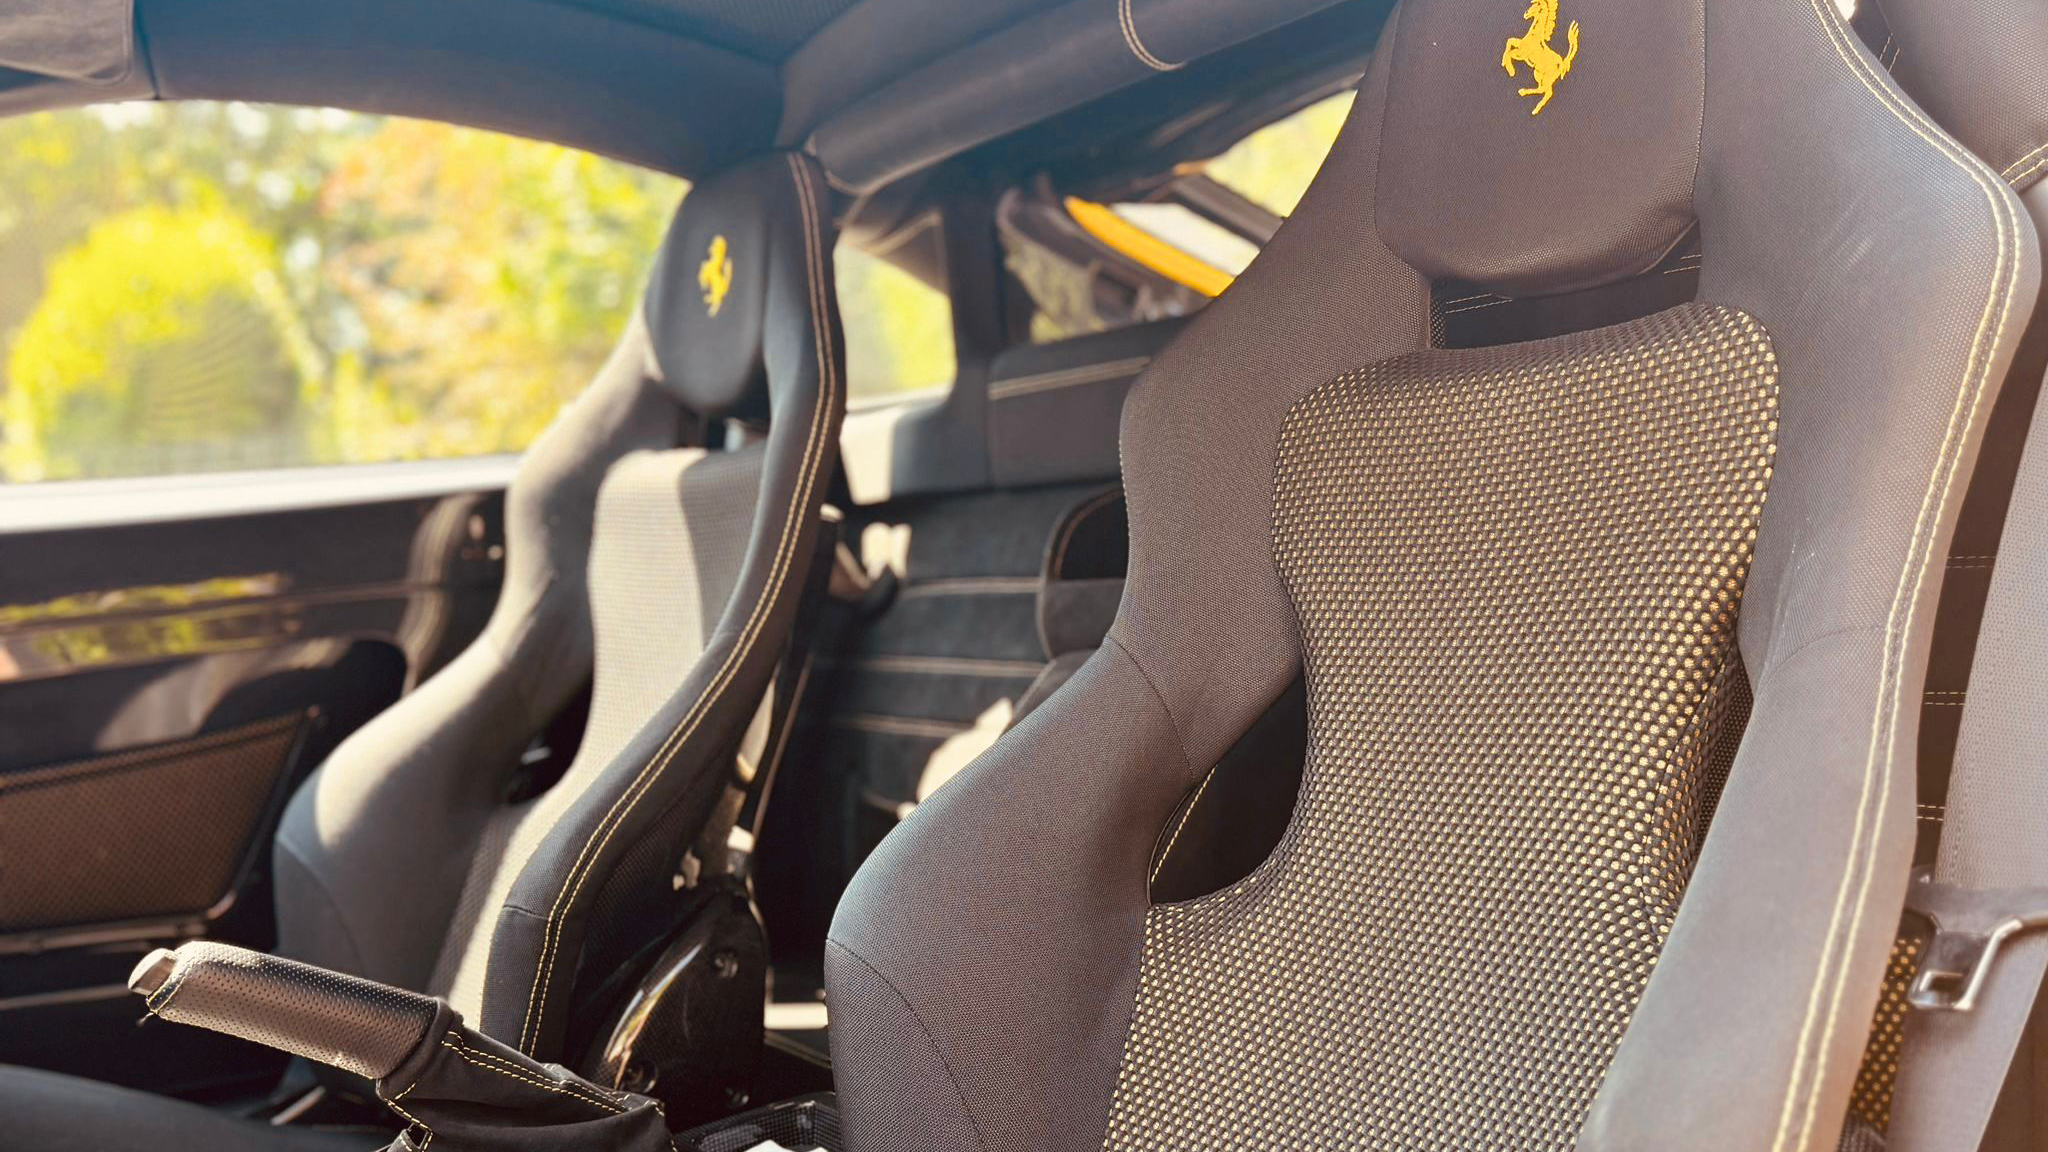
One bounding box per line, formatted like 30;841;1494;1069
1582;630;1918;1152
1578;0;2042;1146
275;322;681;992
1878;0;2048;192
826;641;1190;1152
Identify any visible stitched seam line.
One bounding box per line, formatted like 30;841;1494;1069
990;356;1152;400
521;153;837;1048
387;1082;434;1150
1102;634;1194;786
1118;0;1182;72
827;940;989;1152
1773;5;2022;1151
519;154;841;1051
2002;140;2048;184
1149;761;1221;883
439;1037;623;1116
143;956;202;1018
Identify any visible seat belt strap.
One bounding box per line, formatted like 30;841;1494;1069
1886;382;2048;1150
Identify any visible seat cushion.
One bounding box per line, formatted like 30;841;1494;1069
0;1064;386;1152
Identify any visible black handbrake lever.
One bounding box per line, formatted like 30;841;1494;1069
131;941;677;1151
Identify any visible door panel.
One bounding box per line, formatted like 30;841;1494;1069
0;461;509;1095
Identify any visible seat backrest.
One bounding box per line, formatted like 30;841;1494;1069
823;3;2040;1150
273;152;844;1060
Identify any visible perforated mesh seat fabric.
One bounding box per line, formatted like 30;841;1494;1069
1104;305;1778;1150
823;1;2041;1149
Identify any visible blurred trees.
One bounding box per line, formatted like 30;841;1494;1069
837;247;956;401
0;103;682;482
1205;90;1355;217
0;92;1353;482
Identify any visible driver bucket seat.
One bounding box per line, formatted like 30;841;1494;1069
823;1;2041;1149
0;151;844;1150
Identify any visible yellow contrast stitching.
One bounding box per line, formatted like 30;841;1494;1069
1149;761;1221;884
2002;140;2048;185
518;154;840;1051
439;1038;624;1115
386;1082;434;1150
1772;5;2023;1152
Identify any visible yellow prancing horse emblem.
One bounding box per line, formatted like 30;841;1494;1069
1502;0;1580;116
698;234;735;317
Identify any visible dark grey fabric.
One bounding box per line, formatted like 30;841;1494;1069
141;0;782;178
1145;677;1308;905
275;152;845;1068
571;0;861;60
827;1;2042;1150
1376;0;1701;298
0;0;133;83
804;0;1350;193
276;322;682;995
784;481;1118;888
427;446;762;1018
987;322;1183;489
827;30;1430;1148
776;0;1051;143
0;1064;385;1152
1034;580;1119;667
373;1003;671;1152
1008;648;1091;725
646;159;812;419
1886;179;2048;1152
482;154;843;1057
1873;0;2048;192
1585;3;2039;1148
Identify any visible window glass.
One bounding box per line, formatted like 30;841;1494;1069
0;103;684;483
835;241;956;404
1104;203;1261;278
1004;90;1356;344
1205;90;1356;217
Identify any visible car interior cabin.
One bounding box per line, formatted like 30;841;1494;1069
1;1;2047;1151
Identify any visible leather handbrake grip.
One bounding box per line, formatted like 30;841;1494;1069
129;941;438;1080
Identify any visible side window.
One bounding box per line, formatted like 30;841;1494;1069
1204;90;1357;217
0;103;684;483
835;236;957;405
1001;90;1356;343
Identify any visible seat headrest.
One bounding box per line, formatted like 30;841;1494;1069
1374;0;1703;298
641;152;824;421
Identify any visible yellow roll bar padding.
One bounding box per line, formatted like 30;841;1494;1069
1063;197;1236;298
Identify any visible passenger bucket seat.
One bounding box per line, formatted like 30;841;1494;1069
0;150;845;1151
823;1;2042;1150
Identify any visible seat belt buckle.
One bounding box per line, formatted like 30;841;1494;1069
1902;870;2048;1012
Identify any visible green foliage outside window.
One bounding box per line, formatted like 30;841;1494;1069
1205;90;1356;218
0;103;684;482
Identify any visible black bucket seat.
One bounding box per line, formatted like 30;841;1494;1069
822;1;2042;1149
0;150;845;1151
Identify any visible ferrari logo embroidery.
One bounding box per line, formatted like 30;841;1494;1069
699;235;735;317
1502;0;1580;116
